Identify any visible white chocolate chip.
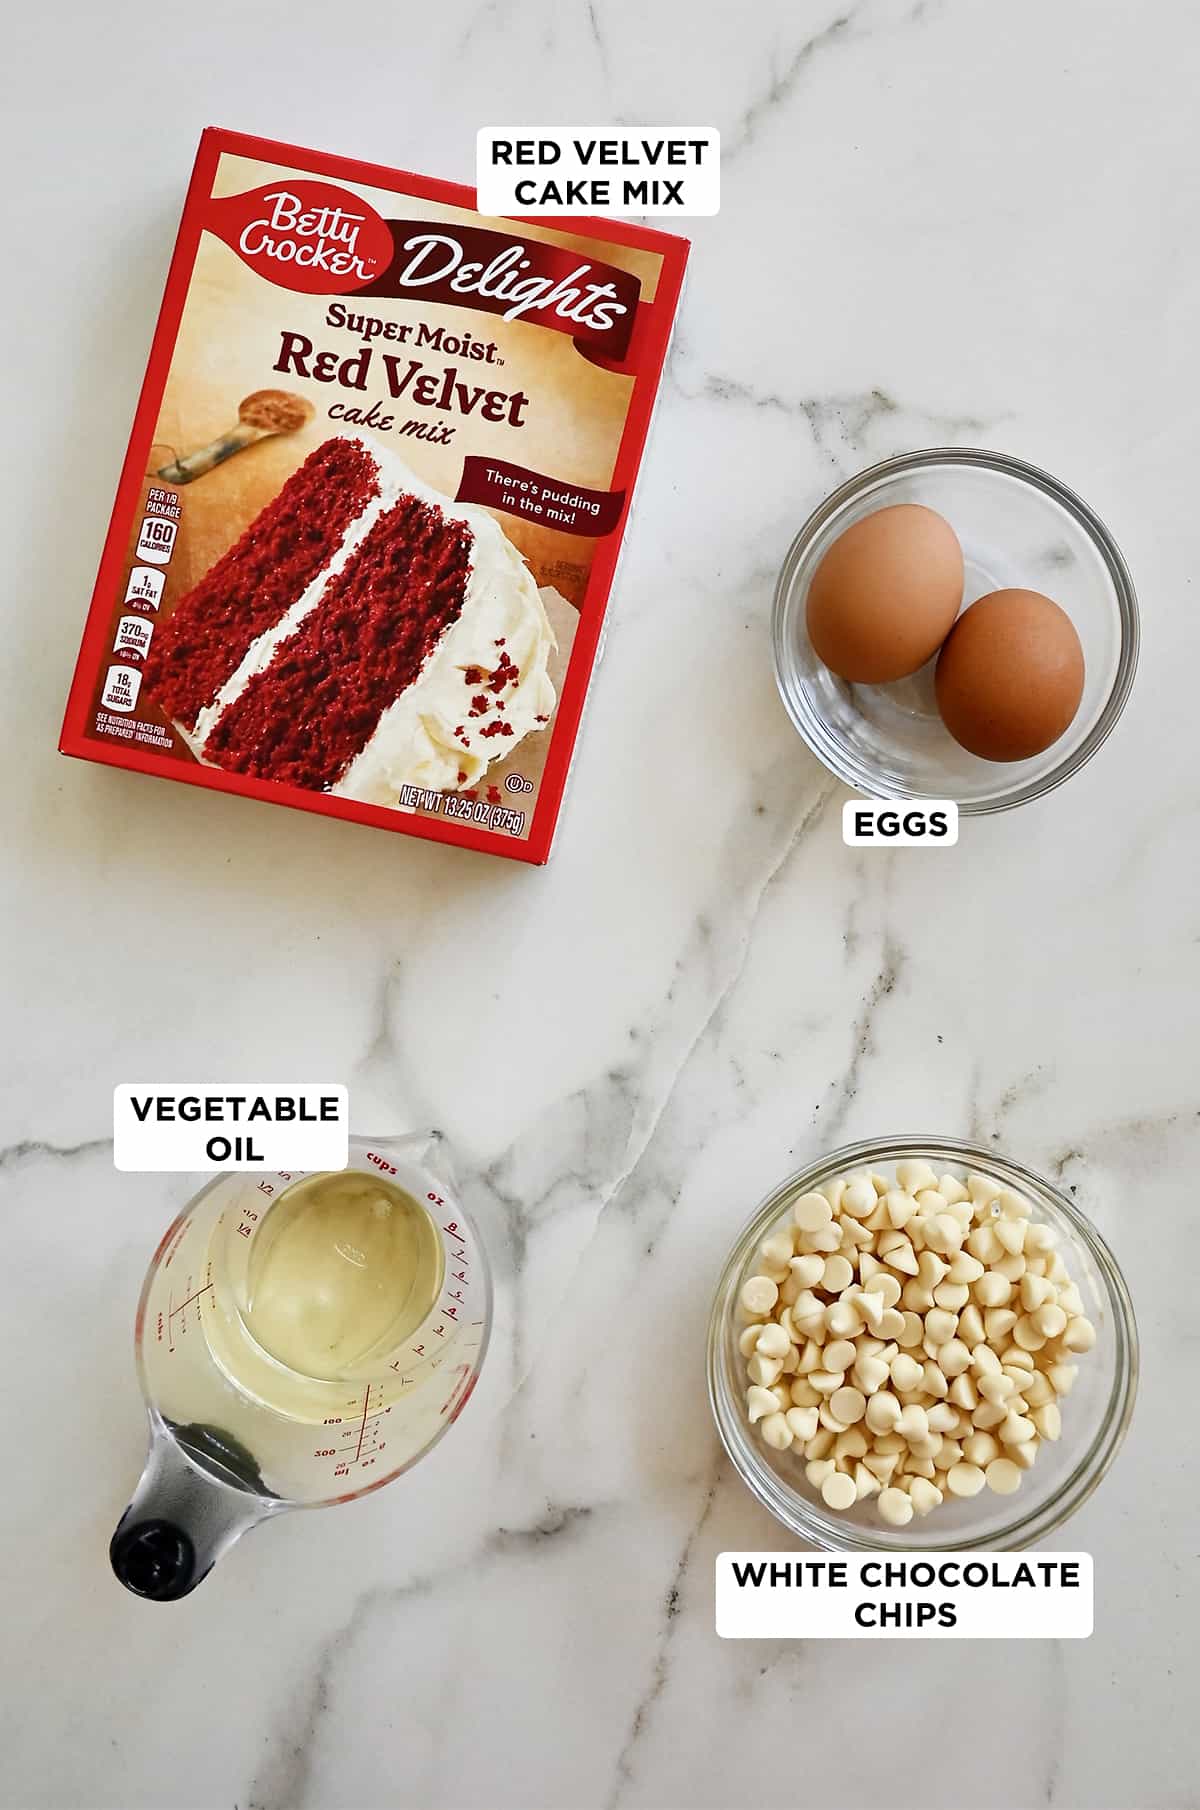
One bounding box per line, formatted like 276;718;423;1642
825;1300;863;1338
854;1461;881;1500
883;1190;918;1228
963;1431;1001;1466
755;1322;793;1360
821;1470;858;1511
949;1372;979;1411
789;1253;826;1289
820;1337;854;1373
830;1386;866;1424
878;1486;915;1526
760;1412;793;1450
909;1476;944;1516
865;1390;903;1435
985;1458;1022;1494
786;1405;819;1442
999;1411;1037;1446
853;1353;891;1395
840;1179;877;1220
1019;1272;1055;1312
822;1254;854;1294
896;1403;929;1444
1034;1302;1068;1339
746;1351;784;1387
1047;1362;1078;1396
793;1193;834;1233
946;1462;986;1498
740;1275;778;1316
897;1159;938;1194
924;1307;958;1347
835;1429;869;1466
746;1385;780;1423
1032;1402;1062;1441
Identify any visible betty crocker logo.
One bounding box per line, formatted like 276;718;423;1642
206;180;642;357
206;180;394;294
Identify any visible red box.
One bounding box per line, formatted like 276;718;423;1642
60;127;688;863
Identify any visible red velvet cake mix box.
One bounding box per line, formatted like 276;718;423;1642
60;128;688;863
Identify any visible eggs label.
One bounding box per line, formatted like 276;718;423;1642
842;801;959;848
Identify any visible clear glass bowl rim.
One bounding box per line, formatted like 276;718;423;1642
706;1134;1138;1551
771;446;1141;814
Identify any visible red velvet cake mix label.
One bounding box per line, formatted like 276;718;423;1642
60;128;688;863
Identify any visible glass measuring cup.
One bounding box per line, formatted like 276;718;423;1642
110;1133;491;1601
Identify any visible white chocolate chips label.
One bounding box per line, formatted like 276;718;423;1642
716;1552;1093;1638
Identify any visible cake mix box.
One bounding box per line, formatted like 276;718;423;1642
60;127;688;863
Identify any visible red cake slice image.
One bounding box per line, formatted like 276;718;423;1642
144;434;557;803
143;436;381;732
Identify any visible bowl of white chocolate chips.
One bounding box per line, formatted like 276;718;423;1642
707;1138;1137;1550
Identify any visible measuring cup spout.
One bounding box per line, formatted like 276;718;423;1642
110;1417;282;1601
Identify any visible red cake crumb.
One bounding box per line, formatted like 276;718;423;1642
203;492;472;789
487;650;517;693
144;438;380;729
480;719;514;738
487;785;501;803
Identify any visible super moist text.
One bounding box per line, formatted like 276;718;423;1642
274;314;528;439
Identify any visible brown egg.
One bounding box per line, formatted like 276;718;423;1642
806;504;964;683
935;589;1085;762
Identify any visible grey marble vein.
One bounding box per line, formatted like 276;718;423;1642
606;1463;722;1810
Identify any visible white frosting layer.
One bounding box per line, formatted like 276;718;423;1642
188;433;556;802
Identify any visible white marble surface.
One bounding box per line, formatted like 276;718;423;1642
2;3;1196;1806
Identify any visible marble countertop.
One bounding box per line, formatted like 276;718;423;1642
3;3;1195;1807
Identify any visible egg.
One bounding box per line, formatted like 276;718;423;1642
806;504;964;683
935;589;1085;762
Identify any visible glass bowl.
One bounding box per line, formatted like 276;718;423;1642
772;448;1139;813
707;1136;1137;1551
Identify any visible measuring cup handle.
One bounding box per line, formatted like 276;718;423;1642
111;1418;278;1601
110;1514;197;1601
